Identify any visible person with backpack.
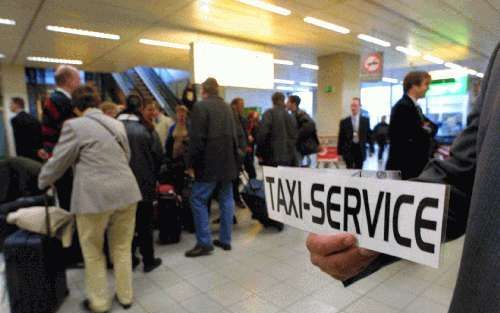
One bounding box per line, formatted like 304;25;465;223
286;95;319;167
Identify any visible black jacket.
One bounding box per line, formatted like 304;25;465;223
373;121;389;143
0;157;42;204
11;111;43;161
293;109;319;155
188;95;239;182
338;115;373;161
119;114;163;201
386;95;434;179
256;105;298;166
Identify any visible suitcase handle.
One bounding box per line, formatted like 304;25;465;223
43;187;56;237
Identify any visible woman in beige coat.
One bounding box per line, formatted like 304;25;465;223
38;85;142;313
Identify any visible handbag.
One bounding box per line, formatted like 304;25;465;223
6;192;75;247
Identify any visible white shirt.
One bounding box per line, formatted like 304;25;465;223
351;113;360;143
408;94;418;105
56;87;72;100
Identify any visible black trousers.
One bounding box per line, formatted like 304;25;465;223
55;169;84;266
133;200;155;265
377;141;387;160
243;154;256;179
345;144;364;169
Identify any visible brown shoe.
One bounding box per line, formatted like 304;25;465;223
185;245;214;257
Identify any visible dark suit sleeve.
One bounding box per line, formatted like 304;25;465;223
256;110;272;154
188;104;208;169
297;112;315;141
365;117;374;153
337;120;345;157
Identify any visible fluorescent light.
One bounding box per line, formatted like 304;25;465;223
476;73;484;78
395;46;421;57
295;87;310;92
273;59;294;66
0;53;5;58
304;16;350;34
46;25;120;40
357;34;390;47
139;38;190;50
276;85;294;91
423;54;444;65
444;62;465;70
0;18;16;26
236;0;291;16
301;63;319;70
429;69;467;80
27;56;83;65
465;68;477;76
382;77;398;84
299;81;318;87
274;79;295;85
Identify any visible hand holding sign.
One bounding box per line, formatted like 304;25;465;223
307;233;379;281
263;166;448;268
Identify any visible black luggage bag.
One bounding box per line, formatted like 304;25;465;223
4;195;69;313
0;195;52;252
157;185;182;245
241;179;284;231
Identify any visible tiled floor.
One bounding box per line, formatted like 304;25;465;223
53;206;463;313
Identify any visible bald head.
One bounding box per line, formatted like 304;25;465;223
55;65;81;93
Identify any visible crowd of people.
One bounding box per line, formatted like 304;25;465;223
6;60;492;313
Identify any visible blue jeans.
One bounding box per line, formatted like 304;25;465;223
190;181;234;247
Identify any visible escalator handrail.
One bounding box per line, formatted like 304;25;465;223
134;67;176;117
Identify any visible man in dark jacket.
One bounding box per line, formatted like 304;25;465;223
373;115;389;161
256;92;298;167
9;97;43;161
337;97;373;169
306;42;500;313
287;95;319;167
386;71;436;179
186;78;240;257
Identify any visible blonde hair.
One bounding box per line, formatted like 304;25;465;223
100;101;117;115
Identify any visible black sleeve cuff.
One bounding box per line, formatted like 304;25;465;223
342;254;400;287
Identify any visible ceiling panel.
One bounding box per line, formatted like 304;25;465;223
0;0;496;76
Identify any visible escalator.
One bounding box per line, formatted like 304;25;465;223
112;67;180;117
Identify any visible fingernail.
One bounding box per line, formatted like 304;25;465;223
343;236;356;246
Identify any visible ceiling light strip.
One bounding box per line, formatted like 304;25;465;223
0;53;5;58
357;34;391;47
276;85;295;91
274;79;295;85
46;25;120;40
139;38;190;50
299;82;318;87
304;16;350;34
273;59;294;66
27;56;83;65
395;46;421;57
0;18;16;25
423;54;444;65
382;77;398;84
236;0;291;16
301;63;319;70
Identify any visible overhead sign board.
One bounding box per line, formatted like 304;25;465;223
427;76;468;97
263;166;449;268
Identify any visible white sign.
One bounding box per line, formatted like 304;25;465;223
263;167;449;268
192;42;274;89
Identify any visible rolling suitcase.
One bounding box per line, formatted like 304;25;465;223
241;179;284;231
4;195;68;313
157;185;181;245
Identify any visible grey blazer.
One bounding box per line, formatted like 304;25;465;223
345;42;500;313
38;109;142;214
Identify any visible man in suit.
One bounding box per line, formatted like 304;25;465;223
386;71;436;179
337;97;373;169
9;97;43;161
256;92;298;167
306;42;500;313
186;78;240;257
